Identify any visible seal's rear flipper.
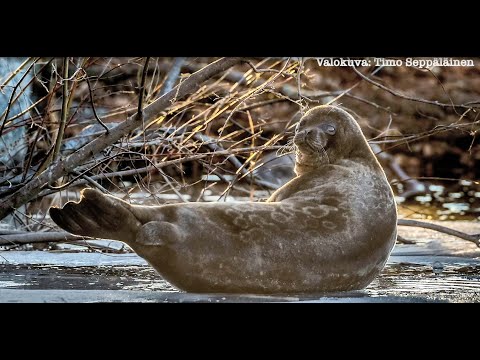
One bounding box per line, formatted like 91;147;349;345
49;188;142;243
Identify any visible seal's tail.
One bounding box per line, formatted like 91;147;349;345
49;188;143;243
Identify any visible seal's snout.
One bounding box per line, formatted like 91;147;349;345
294;128;313;142
293;131;305;143
293;131;309;150
294;128;326;149
294;130;306;141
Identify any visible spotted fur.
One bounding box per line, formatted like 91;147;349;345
50;106;397;294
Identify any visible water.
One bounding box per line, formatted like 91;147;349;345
367;263;480;302
397;182;480;221
0;264;175;291
1;258;479;302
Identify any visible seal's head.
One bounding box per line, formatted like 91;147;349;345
293;105;371;175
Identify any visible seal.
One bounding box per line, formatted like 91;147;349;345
49;105;398;294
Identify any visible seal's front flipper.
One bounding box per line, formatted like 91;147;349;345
49;188;142;243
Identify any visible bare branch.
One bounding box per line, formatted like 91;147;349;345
160;57;186;95
0;57;32;89
84;71;109;133
0;57;246;221
0;231;85;245
351;66;480;110
137;57;150;117
396;235;416;244
237;98;289;112
371;143;426;199
71;170;109;194
0;57;39;137
52;57;70;162
178;60;395;115
397;219;480;247
244;60;289;75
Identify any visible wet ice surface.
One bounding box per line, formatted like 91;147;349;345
1;261;479;302
1;249;479;303
1;220;479;303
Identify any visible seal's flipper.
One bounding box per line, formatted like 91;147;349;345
49;188;142;243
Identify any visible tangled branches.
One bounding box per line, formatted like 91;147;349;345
1;57;479;243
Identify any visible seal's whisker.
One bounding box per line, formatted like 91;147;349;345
306;138;330;164
317;144;330;164
277;143;296;156
277;138;295;156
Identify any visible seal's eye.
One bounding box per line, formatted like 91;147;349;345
323;124;336;135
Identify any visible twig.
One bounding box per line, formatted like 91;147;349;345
137;57;151;179
0;57;39;137
297;57;304;106
3;90;50;124
0;231;86;245
45;149;150;190
34;144;282;195
237;98;289;112
160;57;186;95
22;113;48;183
149;59;354;109
219;59;291;137
397;219;480;247
396;235;416;244
193;132;244;169
69;240;128;253
192;133;279;189
323;65;384;106
351;66;480;110
71;170;109;194
103;59;393;117
179;60;396;116
0;57;32;89
370;143;426;199
158;170;189;203
344;93;394;114
199;161;254;195
0;59;54;126
0;230;25;235
369;118;480;148
84;71;109;133
137;57;150;118
0;232;124;250
391;176;480;184
52;57;70;162
0;57;245;220
244;60;289;75
114;145;281;177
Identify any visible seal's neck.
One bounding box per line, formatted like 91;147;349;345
294;152;326;176
347;139;383;169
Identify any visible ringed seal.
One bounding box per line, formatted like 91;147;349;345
50;105;398;294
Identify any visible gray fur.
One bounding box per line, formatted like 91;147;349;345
50;105;398;294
